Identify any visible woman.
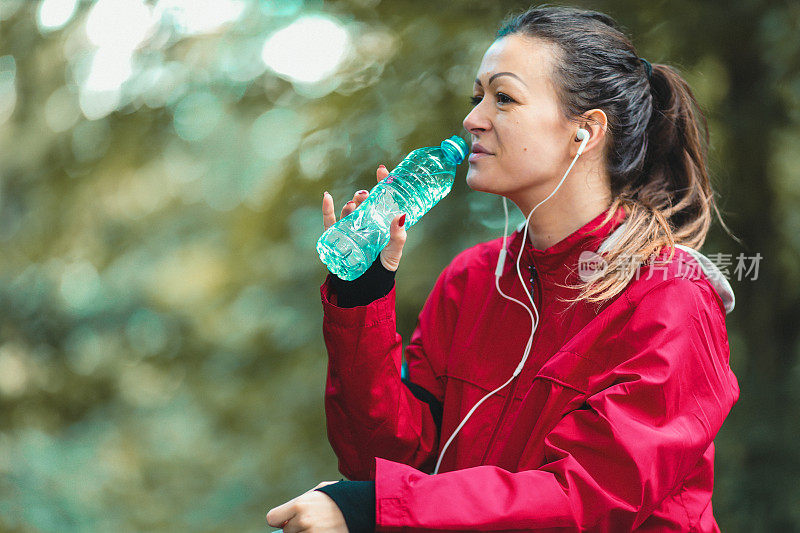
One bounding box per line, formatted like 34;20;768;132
268;5;739;532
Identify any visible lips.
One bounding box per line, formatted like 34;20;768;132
471;143;492;155
469;143;493;163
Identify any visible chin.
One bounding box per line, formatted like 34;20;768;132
466;168;500;195
465;168;485;190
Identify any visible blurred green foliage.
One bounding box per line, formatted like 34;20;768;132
0;0;798;531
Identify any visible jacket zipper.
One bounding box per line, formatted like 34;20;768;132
480;260;542;464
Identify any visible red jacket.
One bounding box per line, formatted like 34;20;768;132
320;206;739;532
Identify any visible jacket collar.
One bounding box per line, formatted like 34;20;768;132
505;205;628;281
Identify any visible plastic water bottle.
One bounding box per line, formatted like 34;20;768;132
317;135;468;280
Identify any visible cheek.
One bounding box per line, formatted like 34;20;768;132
501;135;564;179
507;110;565;150
504;136;547;165
513;125;562;160
506;121;542;154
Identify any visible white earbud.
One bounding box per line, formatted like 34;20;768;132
576;128;590;156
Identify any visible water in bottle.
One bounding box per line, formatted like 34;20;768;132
317;135;468;280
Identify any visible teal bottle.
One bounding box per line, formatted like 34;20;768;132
317;136;468;281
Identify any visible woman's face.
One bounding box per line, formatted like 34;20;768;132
463;34;577;198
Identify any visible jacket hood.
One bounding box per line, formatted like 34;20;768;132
598;222;736;314
512;214;736;315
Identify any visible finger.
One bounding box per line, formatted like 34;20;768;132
313;481;338;490
353;189;369;208
281;518;300;533
377;164;389;182
379;213;407;272
340;199;357;219
322;191;336;231
266;501;296;529
281;517;302;533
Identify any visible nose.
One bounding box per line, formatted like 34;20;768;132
463;103;490;136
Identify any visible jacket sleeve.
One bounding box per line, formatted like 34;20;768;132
329;256;397;308
373;278;740;532
320;262;459;480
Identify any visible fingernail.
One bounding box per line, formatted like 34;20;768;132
378;164;386;170
357;190;368;195
347;200;355;205
399;213;406;227
323;191;329;197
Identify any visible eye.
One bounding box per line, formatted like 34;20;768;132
469;92;514;107
496;92;514;104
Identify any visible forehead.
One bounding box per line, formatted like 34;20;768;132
474;34;557;89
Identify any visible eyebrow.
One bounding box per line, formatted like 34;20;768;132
474;72;527;88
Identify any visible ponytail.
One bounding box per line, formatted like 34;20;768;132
576;63;723;303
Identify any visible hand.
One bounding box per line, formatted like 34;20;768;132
266;481;347;533
321;165;407;272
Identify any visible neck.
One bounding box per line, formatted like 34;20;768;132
510;161;612;251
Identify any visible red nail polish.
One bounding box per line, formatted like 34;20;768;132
379;164;386;170
399;214;406;227
357;190;368;195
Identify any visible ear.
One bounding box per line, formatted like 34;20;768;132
574;108;608;158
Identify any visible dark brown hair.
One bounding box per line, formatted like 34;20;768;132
497;5;732;302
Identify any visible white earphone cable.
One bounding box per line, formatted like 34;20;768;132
432;130;588;475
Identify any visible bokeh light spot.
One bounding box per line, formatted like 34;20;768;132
85;0;154;50
60;260;103;312
44;86;80;132
299;129;334;179
258;0;303;18
65;325;107;375
126;309;169;357
172;92;223;142
79;87;121;120
0;55;17;126
85;48;134;92
155;0;245;36
0;343;29;397
250;107;305;161
261;16;350;84
37;0;79;32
